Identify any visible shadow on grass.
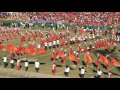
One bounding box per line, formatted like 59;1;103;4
70;68;76;70
116;67;120;72
101;63;106;69
29;62;35;64
110;72;120;76
92;63;97;68
92;49;109;56
40;62;46;65
92;69;99;78
111;67;120;76
92;69;97;73
56;65;62;67
102;71;108;75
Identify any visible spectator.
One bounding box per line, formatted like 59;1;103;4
64;65;70;77
17;59;21;70
108;71;112;78
2;55;8;68
96;69;102;78
25;60;29;71
79;66;85;78
35;60;40;72
10;59;14;69
52;63;57;76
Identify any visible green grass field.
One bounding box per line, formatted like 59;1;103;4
0;27;120;78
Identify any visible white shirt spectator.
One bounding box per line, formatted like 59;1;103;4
3;57;7;62
97;70;102;75
80;69;85;74
25;61;29;67
10;60;14;64
65;67;70;72
35;61;40;68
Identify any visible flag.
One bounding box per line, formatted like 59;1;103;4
0;45;4;50
25;45;36;56
56;51;66;64
12;46;17;53
84;53;93;64
68;50;79;65
111;57;120;67
16;45;23;54
38;48;46;55
6;44;17;53
56;51;65;58
53;34;58;40
99;55;110;65
99;55;111;70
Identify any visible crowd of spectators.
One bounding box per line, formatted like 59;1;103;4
0;12;120;27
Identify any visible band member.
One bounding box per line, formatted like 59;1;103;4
72;37;75;44
35;60;40;72
25;60;29;71
97;69;102;78
52;63;57;76
56;40;60;48
89;42;93;52
10;52;15;60
113;43;117;52
53;40;56;48
44;42;48;50
49;41;52;49
78;44;82;54
78;36;81;43
79;67;85;78
3;56;8;68
17;59;21;70
64;65;70;77
108;71;112;78
10;59;14;69
70;38;73;45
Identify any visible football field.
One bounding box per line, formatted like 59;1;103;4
0;27;120;78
